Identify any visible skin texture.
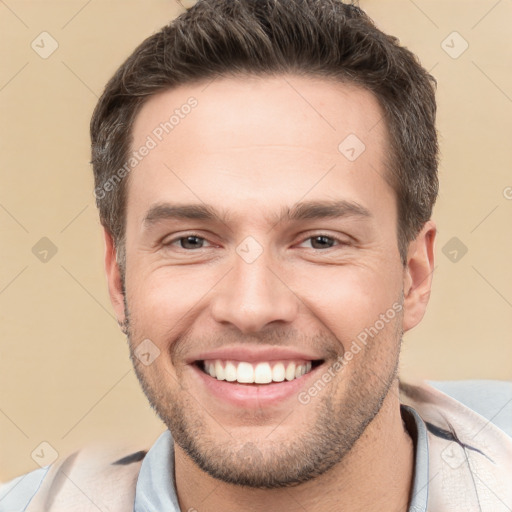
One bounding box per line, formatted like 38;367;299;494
104;75;436;511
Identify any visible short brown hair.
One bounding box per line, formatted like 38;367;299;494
90;0;438;267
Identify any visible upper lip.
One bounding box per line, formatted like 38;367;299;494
186;345;324;364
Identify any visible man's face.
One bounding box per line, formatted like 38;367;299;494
116;75;410;487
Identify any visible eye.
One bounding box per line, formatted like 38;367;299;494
164;234;213;250
297;234;347;250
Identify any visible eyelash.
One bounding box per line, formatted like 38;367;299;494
162;233;349;251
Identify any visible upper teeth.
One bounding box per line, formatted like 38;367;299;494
203;360;313;384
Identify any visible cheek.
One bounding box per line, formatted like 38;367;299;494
125;265;220;344
125;251;403;351
292;263;402;343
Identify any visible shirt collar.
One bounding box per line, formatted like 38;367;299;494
134;429;180;512
134;406;429;512
401;404;430;512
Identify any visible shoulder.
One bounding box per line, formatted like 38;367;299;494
0;444;148;512
427;379;512;437
0;466;50;511
402;380;512;509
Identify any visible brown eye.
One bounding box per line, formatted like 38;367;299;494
309;235;336;249
178;235;206;249
163;234;213;250
297;234;345;250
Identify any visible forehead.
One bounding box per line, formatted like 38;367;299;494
127;74;393;225
132;74;388;155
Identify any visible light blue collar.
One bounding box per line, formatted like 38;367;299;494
402;405;430;512
134;429;181;512
134;406;429;512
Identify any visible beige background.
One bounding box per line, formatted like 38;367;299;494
1;0;511;482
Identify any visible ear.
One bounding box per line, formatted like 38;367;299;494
103;227;126;328
402;220;436;333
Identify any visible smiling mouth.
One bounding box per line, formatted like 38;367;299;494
195;359;324;385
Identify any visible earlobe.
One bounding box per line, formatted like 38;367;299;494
103;227;126;328
402;220;436;333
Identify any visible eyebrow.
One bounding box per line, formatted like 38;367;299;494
142;199;372;228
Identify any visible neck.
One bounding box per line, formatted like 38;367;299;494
174;380;414;512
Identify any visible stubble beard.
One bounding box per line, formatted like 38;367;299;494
122;291;403;489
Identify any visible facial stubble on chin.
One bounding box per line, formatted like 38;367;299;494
121;288;403;489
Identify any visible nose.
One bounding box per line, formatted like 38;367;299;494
210;249;300;334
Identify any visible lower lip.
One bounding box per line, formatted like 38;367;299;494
190;363;323;408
